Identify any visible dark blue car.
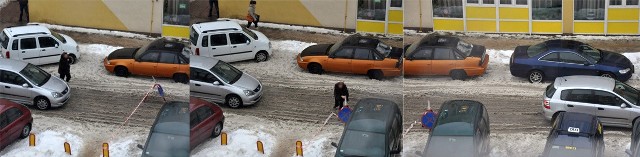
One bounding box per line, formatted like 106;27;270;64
510;40;634;83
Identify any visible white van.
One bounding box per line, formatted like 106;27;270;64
0;25;79;65
190;21;271;63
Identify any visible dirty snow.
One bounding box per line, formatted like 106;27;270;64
29;23;152;39
405;31;640;41
0;0;9;10
192;129;276;157
223;18;344;35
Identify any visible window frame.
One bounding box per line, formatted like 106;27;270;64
467;0;496;5
228;33;250;45
209;34;228;47
499;0;528;5
19;37;38;50
139;51;161;63
432;47;456;60
353;48;374;60
158;52;178;64
332;47;355;59
558;51;590;65
37;36;59;48
610;0;640;6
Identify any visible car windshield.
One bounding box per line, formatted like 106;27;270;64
0;31;8;49
405;37;427;56
242;27;258;40
376;42;392;57
141;132;189;157
210;61;242;84
329;37;348;53
613;80;640;106
19;64;51;87
456;40;473;56
578;45;602;62
338;130;386;157
528;42;548;57
190;26;199;46
51;31;67;44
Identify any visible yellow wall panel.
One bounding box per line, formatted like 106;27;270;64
574;22;605;34
467;20;496;32
532;21;562;34
466;7;496;19
433;19;464;31
356;21;386;34
162;25;190;38
220;0;322;27
388;23;403;35
499;8;528;20
30;0;128;31
608;22;639;34
608;8;640;21
389;10;403;22
499;21;528;33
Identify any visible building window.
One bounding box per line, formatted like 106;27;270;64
500;0;510;4
468;0;479;3
357;0;387;21
610;0;623;5
483;0;495;4
628;0;639;5
163;0;190;25
433;0;463;18
500;0;526;5
613;0;639;5
532;0;562;20
516;0;527;5
575;0;605;20
391;0;402;7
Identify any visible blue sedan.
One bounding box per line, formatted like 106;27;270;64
510;40;634;83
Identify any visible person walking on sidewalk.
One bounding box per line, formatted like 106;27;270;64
246;0;259;28
17;0;29;22
208;0;219;18
333;82;349;110
58;53;71;82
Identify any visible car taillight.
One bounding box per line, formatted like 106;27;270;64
543;99;550;109
5;51;9;59
195;48;200;56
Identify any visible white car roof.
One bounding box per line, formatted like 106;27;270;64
190;55;220;70
554;75;615;91
192;21;242;34
0;58;28;72
3;25;52;38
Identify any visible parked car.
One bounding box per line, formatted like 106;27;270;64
190;21;272;63
404;35;489;80
296;35;402;80
0;25;80;65
103;38;190;83
543;75;640;128
627;120;640;157
190;97;224;150
189;56;263;108
510;39;634;83
0;99;32;150
139;101;189;157
331;98;402;157
423;100;490;157
0;58;70;110
541;112;604;157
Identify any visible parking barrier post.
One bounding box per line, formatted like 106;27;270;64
29;133;35;147
296;141;303;156
221;132;227;145
64;142;71;155
257;141;264;154
102;143;109;157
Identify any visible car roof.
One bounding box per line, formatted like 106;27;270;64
554;76;614;91
192;21;242;34
418;34;461;47
0;58;28;72
340;35;382;49
434;100;484;129
146;39;186;52
555;112;597;135
189;97;221;112
3;25;51;37
544;40;586;51
347;98;399;132
190;55;220;69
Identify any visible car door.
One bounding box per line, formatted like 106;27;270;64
189;67;225;103
431;47;457;75
131;51;159;76
325;48;353;73
559;89;597;115
191;106;214;147
0;112;9;149
189;109;202;148
0;70;36;104
593;90;632;126
558;52;597;76
5;108;22;142
37;36;61;65
18;38;40;65
156;52;179;77
228;33;254;61
538;52;560;79
205;34;232;61
351;48;375;75
404;47;433;75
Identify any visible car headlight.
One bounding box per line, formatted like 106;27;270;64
52;92;63;98
244;90;256;96
620;68;631;74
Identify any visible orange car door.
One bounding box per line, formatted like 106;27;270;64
156;52;180;77
431;47;456;75
131;51;159;76
404;47;433;75
351;48;375;74
325;48;353;73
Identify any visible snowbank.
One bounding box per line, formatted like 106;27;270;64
291;137;334;157
192;129;276;157
1;130;83;157
404;30;640;41
29;23;152;39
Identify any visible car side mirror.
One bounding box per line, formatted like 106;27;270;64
136;144;144;150
213;81;221;85
22;83;29;88
246;40;251;45
330;142;338;148
55;44;59;48
621;103;628;108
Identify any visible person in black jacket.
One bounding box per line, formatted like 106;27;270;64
209;0;219;18
334;82;349;109
18;0;29;22
58;53;71;82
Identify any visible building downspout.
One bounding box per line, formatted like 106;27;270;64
419;0;423;32
343;0;348;33
150;0;156;34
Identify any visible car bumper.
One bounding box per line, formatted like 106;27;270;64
618;71;633;82
103;58;116;73
242;91;263;106
465;55;490;76
50;93;70;108
296;54;309;70
542;105;554;121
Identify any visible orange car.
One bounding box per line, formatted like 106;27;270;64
296;35;402;80
103;38;190;83
404;35;489;80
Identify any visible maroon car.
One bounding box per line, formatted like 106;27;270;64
190;97;224;150
0;99;32;150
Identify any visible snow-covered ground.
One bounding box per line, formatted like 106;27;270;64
0;0;9;10
405;30;640;41
0;114;147;157
29;23;152;39
223;18;345;35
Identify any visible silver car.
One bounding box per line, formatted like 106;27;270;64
0;58;71;110
543;75;640;128
189;56;263;108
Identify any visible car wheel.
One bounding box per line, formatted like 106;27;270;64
600;72;616;79
308;63;323;74
114;66;130;77
35;97;51;110
255;51;268;62
450;70;467;80
368;70;383;80
226;95;243;108
69;55;77;64
20;124;31;139
173;73;188;84
212;122;223;138
528;70;544;83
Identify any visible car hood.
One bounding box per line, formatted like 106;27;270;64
598;50;633;68
41;77;68;93
424;136;475;157
231;73;260;91
300;44;331;57
107;48;137;60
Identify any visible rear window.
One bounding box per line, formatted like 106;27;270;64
190;26;199;46
51;32;67;44
545;83;557;98
528;42;548;57
0;31;8;49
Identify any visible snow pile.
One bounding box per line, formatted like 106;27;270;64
79;44;123;56
223;18;345;35
292;137;333;157
29;23;152;39
103;136;144;157
191;129;276;157
623;52;640;81
1;130;83;157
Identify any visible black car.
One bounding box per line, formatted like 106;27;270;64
423;100;490;157
139;101;190;157
331;98;402;157
626;119;640;157
542;112;604;157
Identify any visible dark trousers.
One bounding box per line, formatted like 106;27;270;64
247;15;259;28
19;3;29;22
209;0;219;18
334;97;345;109
59;72;70;82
